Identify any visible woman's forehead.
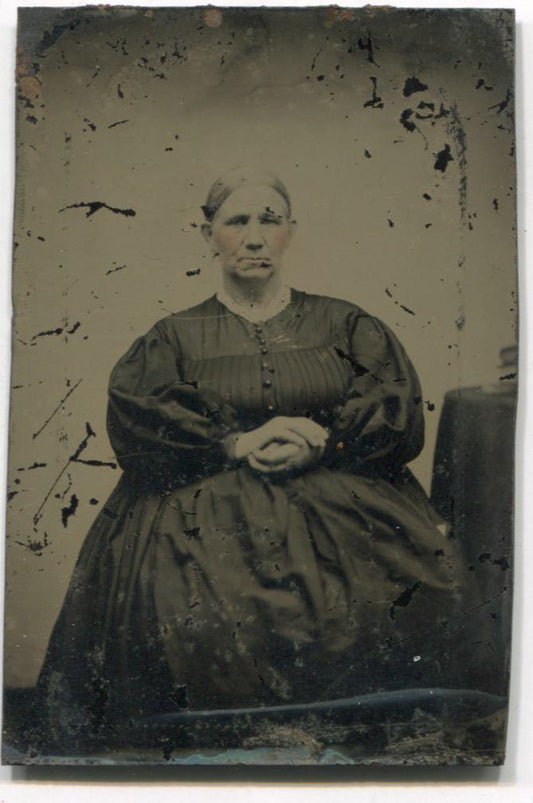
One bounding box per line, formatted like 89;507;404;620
217;184;288;216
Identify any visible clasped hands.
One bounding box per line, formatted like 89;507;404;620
224;416;329;475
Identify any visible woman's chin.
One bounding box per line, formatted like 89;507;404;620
234;265;276;282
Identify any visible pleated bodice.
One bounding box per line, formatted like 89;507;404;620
170;290;353;426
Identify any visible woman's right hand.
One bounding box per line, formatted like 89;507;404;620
248;438;324;474
224;416;328;462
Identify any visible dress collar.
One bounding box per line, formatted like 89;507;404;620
216;284;293;323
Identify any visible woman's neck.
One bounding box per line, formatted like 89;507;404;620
217;276;291;323
221;274;282;307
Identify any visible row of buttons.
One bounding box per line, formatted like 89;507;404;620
253;323;276;411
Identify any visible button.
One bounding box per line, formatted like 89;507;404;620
261;347;269;355
261;361;269;370
258;338;267;346
255;325;263;333
263;379;272;388
267;404;276;412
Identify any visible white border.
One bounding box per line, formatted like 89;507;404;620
0;0;531;799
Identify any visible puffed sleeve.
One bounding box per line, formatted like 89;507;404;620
324;311;424;475
107;320;240;489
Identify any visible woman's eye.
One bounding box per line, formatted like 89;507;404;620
261;217;281;225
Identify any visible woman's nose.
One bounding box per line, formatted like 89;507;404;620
244;220;264;249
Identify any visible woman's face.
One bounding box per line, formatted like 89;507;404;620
205;184;294;283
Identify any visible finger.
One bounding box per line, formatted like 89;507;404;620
289;443;324;470
254;443;300;465
256;427;308;451
289;417;328;440
247;453;264;471
248;453;287;473
300;419;329;442
255;442;294;461
285;420;328;448
266;415;326;443
253;444;299;466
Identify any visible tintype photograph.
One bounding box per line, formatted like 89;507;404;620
3;6;517;766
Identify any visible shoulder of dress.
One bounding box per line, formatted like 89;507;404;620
172;295;220;319
150;295;220;334
294;289;369;320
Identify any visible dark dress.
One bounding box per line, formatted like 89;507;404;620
36;289;482;745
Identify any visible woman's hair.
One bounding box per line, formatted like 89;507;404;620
202;167;292;222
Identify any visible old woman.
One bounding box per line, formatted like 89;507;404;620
37;167;479;746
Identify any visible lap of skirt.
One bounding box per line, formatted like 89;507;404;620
36;464;494;729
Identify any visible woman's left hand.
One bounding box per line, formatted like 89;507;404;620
248;439;325;474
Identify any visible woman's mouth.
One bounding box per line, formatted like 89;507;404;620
239;258;272;268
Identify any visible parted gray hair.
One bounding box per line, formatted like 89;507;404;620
202;166;292;222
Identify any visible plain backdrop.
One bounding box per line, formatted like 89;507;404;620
3;1;518;691
0;0;532;800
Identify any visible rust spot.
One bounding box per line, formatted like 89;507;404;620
18;75;41;100
337;9;356;22
205;8;223;28
243;723;323;756
16;46;40;83
363;4;395;15
324;7;338;27
325;7;358;26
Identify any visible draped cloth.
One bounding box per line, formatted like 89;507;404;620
36;290;490;747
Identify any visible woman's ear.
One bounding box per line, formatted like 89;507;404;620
288;219;297;242
201;223;212;244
